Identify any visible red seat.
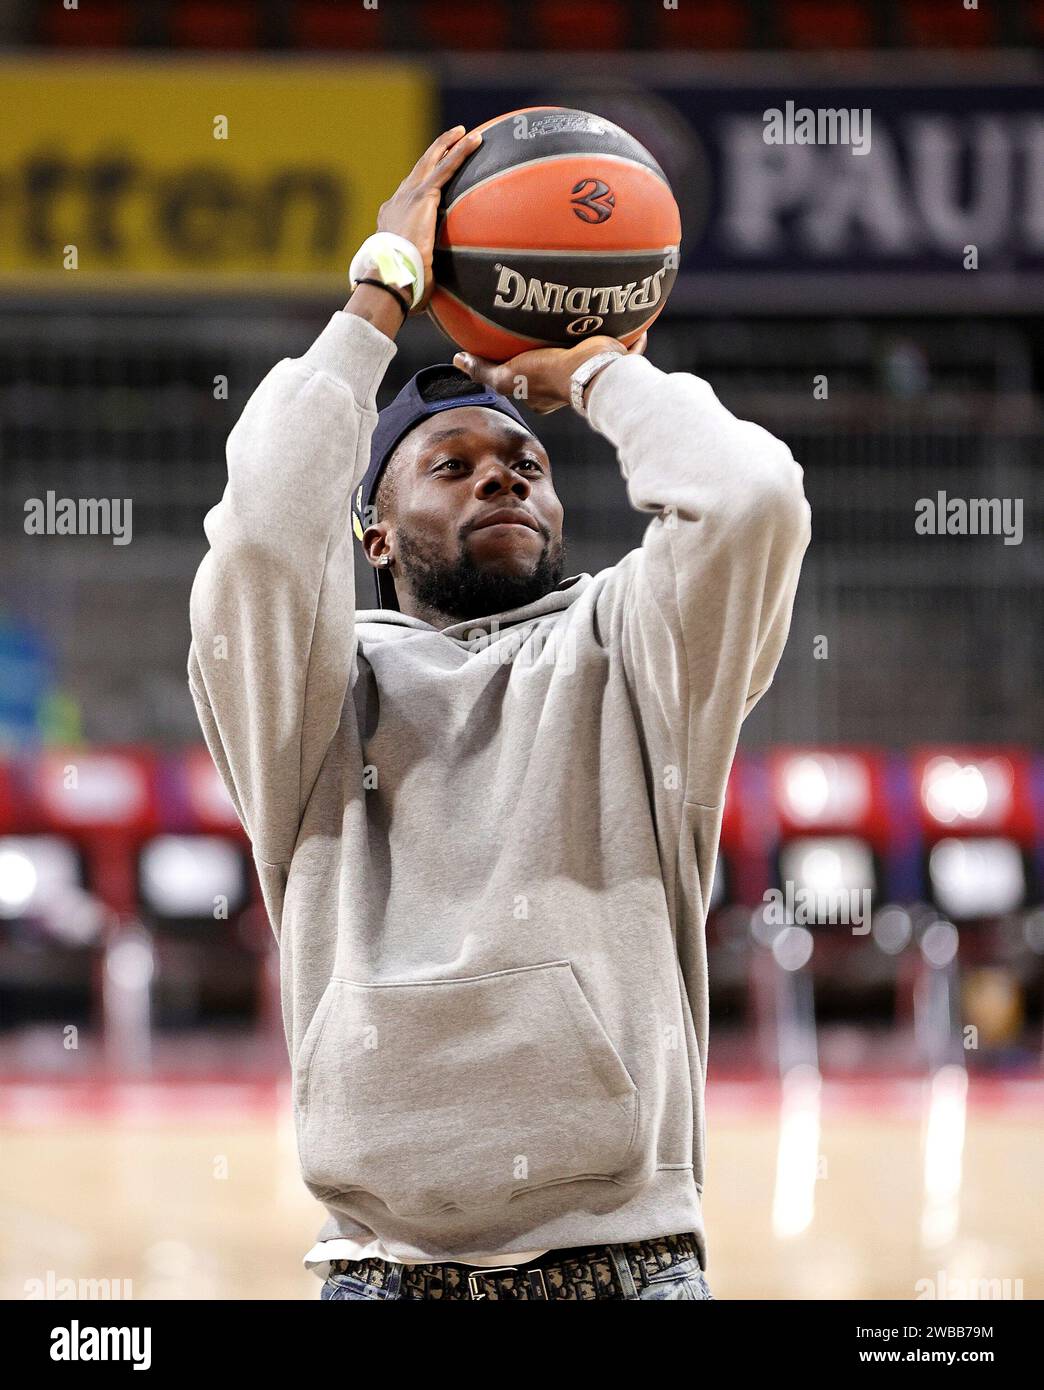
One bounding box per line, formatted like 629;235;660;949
780;0;873;49
38;0;135;46
294;0;385;49
419;0;510;49
169;0;260;49
901;0;997;46
534;0;629;49
654;0;751;50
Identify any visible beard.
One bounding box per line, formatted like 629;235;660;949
393;521;566;622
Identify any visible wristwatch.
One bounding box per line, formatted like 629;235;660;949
569;349;627;418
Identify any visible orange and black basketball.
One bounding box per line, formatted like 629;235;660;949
429;107;682;362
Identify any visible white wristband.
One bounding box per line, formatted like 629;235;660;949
349;232;424;310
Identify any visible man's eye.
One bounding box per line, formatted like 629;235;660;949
517;457;543;472
434;458;466;472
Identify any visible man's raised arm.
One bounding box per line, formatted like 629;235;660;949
187;308;398;867
187;125;481;867
584;351;812;811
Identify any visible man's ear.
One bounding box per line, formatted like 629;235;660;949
362;524;393;568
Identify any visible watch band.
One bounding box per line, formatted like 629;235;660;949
348;232;424;310
569;349;627;418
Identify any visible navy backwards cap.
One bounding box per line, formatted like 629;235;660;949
351;364;533;611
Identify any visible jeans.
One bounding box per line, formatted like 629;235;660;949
320;1246;714;1301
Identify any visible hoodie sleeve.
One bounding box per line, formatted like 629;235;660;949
187;310;397;866
584;352;811;810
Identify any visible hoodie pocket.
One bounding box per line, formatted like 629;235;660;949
294;959;639;1218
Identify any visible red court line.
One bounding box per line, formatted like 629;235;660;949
0;1073;1041;1126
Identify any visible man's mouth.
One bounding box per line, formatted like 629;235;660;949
469;508;540;534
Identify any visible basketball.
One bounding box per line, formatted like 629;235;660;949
429;107;682;361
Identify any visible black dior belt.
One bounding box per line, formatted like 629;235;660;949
328;1230;702;1301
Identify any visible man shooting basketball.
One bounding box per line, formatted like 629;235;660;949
188;126;811;1300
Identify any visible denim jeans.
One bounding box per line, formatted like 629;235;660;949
320;1246;714;1301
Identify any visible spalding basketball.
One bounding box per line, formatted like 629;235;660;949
430;107;681;362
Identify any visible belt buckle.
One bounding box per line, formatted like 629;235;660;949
467;1265;549;1300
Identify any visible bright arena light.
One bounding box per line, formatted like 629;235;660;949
778;835;876;923
783;836;876;895
139;836;246;919
780;753;871;827
928;838;1025;920
0;836;81;919
0;848;36;914
921;756;1013;828
38;753;148;825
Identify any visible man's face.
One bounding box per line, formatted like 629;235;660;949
366;405;566;623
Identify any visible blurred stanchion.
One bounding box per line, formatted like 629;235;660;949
772;1062;822;1240
754;907;824;1240
912;918;968;1250
920;1063;968;1251
101;916;154;1075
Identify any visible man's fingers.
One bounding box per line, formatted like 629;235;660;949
422;125;466;162
410;125;468;179
429;129;482;186
453;351;507;392
628;331;648;356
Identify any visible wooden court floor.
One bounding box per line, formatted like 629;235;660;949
2;1078;1041;1300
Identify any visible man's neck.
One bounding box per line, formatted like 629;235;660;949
398;593;495;631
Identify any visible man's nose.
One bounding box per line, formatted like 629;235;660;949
474;461;531;499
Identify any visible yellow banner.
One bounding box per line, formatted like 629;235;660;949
0;60;433;291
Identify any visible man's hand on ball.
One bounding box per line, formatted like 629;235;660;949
453;333;648;415
376;125;481;312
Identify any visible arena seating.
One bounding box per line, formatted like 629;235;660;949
778;1;875;49
25;0;1030;51
2;746;1040;1064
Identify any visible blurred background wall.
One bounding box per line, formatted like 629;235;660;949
0;6;1039;753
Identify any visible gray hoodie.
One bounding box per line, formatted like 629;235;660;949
187;310;811;1266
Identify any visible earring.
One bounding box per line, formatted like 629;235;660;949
378;555;392;567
